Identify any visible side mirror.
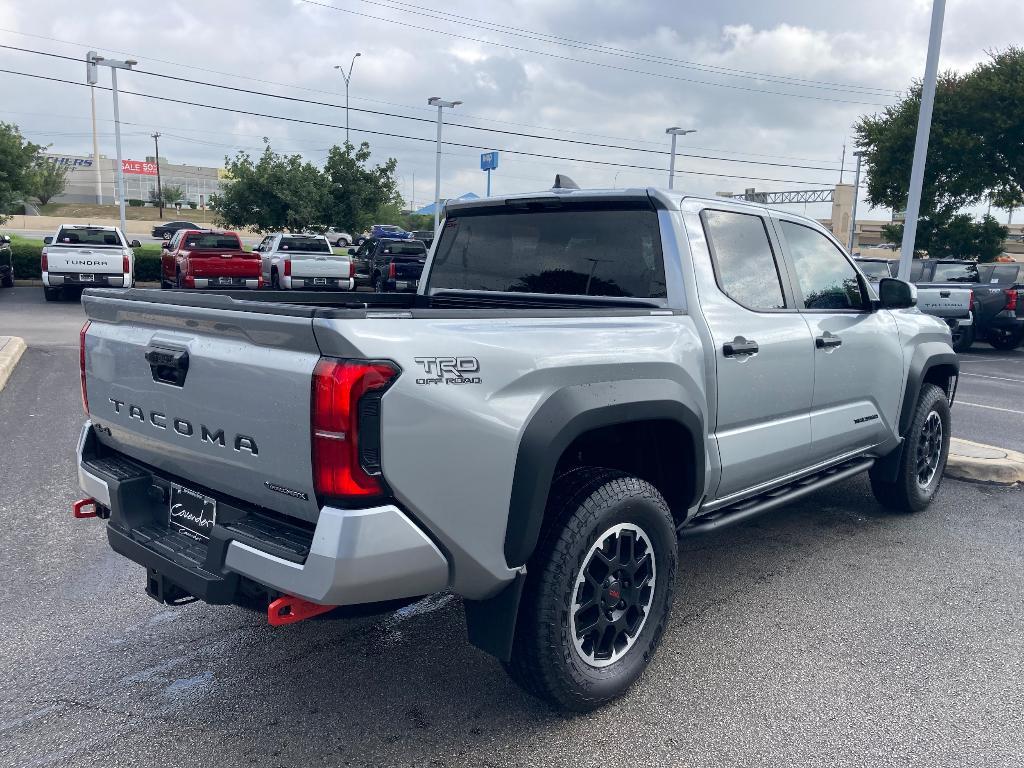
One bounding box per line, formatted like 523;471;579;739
0;234;10;244
130;239;142;248
877;278;917;309
43;236;52;245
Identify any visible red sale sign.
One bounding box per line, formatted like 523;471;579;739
122;160;158;176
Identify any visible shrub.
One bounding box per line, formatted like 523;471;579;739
188;202;198;209
127;198;145;207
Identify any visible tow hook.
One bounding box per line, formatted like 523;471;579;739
72;498;109;519
268;595;336;626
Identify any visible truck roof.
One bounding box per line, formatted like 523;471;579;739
57;224;121;231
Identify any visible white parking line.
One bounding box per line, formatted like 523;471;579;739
960;372;1024;384
957;401;1024;416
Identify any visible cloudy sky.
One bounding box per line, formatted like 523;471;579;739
0;0;1019;220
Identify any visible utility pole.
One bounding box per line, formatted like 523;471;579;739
87;51;136;235
898;0;946;281
334;53;361;146
428;96;462;232
665;127;696;190
848;151;865;253
839;143;846;184
152;132;163;218
89;84;103;204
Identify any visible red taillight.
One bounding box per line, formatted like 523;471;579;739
183;275;195;288
349;260;356;278
388;262;396;280
79;320;91;414
1006;288;1018;312
41;250;48;272
283;258;291;277
969;289;975;312
311;359;399;498
122;254;130;273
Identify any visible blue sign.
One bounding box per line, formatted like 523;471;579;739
480;151;499;171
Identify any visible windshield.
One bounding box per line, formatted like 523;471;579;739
279;236;331;253
54;228;124;247
857;260;892;279
183;233;243;250
427;203;667;299
377;225;402;233
931;262;980;283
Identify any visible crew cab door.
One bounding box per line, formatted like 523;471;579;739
773;216;903;461
692;206;815;499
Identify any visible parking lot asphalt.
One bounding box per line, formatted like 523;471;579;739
1;337;1022;768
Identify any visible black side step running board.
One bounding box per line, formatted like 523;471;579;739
678;457;875;537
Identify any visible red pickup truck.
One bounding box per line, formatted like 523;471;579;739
160;230;262;289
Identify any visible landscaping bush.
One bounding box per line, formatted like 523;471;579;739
127;199;145;207
188;202;198;209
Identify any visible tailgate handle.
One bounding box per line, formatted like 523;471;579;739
145;346;189;387
940;290;951;298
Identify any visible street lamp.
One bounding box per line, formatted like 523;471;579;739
428;96;462;233
87;51;136;235
848;151;866;253
334;53;361;146
665;127;696;190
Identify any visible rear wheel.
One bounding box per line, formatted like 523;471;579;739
870;383;950;513
988;328;1023;351
950;323;975;353
503;468;677;711
374;276;387;293
335;237;349;247
271;269;280;289
1;272;12;288
43;286;61;302
175;269;183;289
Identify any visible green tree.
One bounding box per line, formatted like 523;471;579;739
321;142;401;234
161;185;185;206
882;214;1007;262
210;145;325;233
28;159;69;205
0;122;42;223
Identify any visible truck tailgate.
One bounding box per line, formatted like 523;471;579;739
290;254;349;278
188;253;260;277
46;246;124;274
916;286;972;318
82;292;322;522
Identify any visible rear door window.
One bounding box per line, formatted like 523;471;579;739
702;209;786;310
427;202;666;298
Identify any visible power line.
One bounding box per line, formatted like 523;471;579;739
296;0;893;106
0;44;848;172
344;0;901;97
0;66;859;188
0;28;846;164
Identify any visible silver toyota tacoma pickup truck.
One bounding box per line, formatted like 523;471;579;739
74;186;959;711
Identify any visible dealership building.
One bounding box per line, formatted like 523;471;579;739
42;152;227;207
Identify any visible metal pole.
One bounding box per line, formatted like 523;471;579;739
897;0;946;281
152;132;163;218
434;103;443;233
848;153;863;253
90;86;103;204
839;143;846;184
111;67;127;235
668;133;677;190
345;79;350;146
486;168;491;197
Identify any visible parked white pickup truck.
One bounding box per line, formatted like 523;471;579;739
41;224;140;301
254;233;355;291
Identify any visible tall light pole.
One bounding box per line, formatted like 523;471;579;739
88;84;103;204
665;127;696;190
428;96;462;232
152;132;163;218
334;53;361;146
87;51;136;235
897;0;946;281
848;151;865;253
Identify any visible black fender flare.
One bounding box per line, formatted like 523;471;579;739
504;378;706;568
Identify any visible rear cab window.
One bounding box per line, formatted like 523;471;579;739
182;233;243;250
55;228;124;247
381;240;427;257
279;236;332;253
426;201;666;299
931;262;980;283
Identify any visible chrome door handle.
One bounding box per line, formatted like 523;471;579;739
815;333;842;349
723;336;759;357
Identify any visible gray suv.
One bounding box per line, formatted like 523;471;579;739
75;186;957;711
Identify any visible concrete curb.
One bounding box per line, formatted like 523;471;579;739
947;438;1024;486
0;336;28;392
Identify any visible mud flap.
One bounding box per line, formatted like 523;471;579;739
463;570;526;662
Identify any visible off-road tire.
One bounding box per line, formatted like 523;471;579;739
988;329;1023;351
1;272;12;288
503;468;677;711
950;324;975;353
870;383;950;513
271;270;280;289
374;276;387;293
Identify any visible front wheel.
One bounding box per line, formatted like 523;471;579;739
503;469;677;711
870;383;951;513
335;237;349;247
950;323;975;353
988;328;1023;351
